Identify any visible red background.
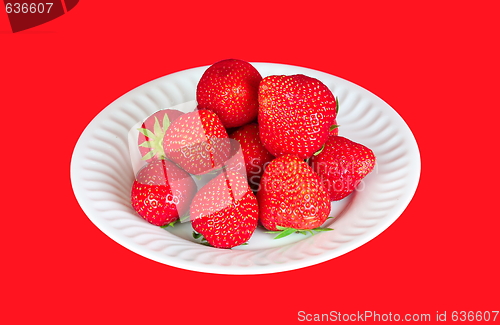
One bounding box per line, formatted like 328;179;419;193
1;1;498;323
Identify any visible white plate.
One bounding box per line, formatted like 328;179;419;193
70;63;421;275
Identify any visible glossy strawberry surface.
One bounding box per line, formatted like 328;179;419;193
197;59;262;128
190;170;259;248
131;159;197;226
257;155;331;231
229;123;274;190
163;110;231;175
258;74;337;159
310;136;376;201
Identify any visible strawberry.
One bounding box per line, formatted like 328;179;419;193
310;136;376;201
197;59;262;128
257;155;332;238
190;170;259;248
131;159;197;226
163;110;231;175
258;74;337;159
137;109;184;162
229;123;274;190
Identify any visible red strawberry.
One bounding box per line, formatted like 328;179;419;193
229;123;274;190
258;74;337;159
131;159;197;226
190;170;259;248
197;59;262;128
138;109;184;162
257;155;332;238
310;136;376;201
163;110;231;175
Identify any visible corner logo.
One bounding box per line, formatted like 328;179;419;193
3;0;78;33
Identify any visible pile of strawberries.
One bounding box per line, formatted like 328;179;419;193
130;59;376;249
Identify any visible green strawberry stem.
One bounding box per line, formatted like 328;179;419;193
265;225;333;239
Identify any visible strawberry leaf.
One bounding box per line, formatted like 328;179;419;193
137;127;155;139
311;227;334;232
273;227;298;239
141;151;156;161
192;231;212;246
153;117;163;136
268;226;334;239
162;112;171;131
329;124;340;131
313;144;325;156
138;141;153;148
335;96;339;114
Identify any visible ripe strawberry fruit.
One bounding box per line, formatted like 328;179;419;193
197;59;262;128
310;136;376;201
190;170;259;248
163;110;231;175
258;74;337;159
131;159;197;226
257;155;332;238
138;109;184;162
229;123;274;190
